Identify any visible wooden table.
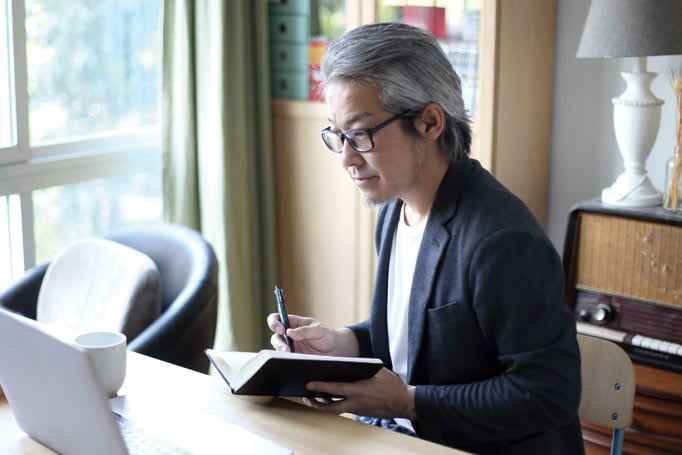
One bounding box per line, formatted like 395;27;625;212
0;352;465;454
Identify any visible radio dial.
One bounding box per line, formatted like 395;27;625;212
593;303;613;323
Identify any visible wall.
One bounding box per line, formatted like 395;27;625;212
547;0;682;253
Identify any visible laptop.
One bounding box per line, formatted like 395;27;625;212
0;307;292;455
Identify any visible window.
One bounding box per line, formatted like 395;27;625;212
0;0;163;288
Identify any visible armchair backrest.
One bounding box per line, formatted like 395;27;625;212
107;224;219;372
0;223;218;373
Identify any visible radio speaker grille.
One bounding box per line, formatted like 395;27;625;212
575;213;682;307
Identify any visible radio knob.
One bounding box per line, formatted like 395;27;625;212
578;309;591;321
593;303;613;323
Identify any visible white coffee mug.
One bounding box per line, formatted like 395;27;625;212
74;331;127;398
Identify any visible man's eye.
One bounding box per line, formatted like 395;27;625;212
346;130;368;140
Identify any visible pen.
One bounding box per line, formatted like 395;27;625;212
274;285;295;352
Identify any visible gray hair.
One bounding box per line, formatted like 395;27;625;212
321;22;472;162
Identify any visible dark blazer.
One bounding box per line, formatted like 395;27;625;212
350;159;584;454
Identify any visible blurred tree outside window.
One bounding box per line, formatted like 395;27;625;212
26;0;160;142
0;0;162;288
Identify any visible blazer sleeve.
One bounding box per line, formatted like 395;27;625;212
413;229;581;448
348;320;373;358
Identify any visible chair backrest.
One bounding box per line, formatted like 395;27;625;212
107;223;219;372
577;333;636;455
0;223;218;373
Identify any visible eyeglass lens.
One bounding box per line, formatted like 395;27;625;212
322;129;372;153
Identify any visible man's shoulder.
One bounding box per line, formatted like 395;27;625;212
439;159;543;233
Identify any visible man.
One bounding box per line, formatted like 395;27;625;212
268;23;584;454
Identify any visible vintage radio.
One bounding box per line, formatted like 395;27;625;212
563;199;682;373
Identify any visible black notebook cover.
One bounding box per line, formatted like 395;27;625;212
206;350;383;397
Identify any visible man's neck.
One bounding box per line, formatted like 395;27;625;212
402;155;449;227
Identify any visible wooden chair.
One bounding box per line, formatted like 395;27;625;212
577;333;636;455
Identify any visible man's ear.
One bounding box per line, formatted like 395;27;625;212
415;103;445;142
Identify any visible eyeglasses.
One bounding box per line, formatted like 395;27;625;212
320;110;415;153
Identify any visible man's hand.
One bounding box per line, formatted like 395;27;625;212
302;367;418;421
267;313;359;357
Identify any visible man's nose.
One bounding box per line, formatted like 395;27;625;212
339;142;363;168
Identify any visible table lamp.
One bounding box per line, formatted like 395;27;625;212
576;0;682;207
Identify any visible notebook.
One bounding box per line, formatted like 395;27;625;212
0;307;292;455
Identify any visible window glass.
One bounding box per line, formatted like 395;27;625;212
33;169;162;264
1;0;163;286
25;0;160;143
311;0;345;40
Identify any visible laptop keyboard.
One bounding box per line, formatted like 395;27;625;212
114;412;192;454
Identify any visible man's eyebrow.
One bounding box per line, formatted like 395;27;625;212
328;112;373;128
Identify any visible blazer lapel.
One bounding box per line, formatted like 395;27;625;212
406;220;449;382
405;159;473;382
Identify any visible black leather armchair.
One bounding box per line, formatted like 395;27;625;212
0;224;218;373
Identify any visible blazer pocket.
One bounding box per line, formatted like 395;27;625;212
425;301;466;345
415;302;499;384
422;301;491;372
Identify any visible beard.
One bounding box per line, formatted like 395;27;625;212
360;193;384;211
355;140;427;211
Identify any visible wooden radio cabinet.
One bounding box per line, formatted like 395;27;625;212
563;199;682;454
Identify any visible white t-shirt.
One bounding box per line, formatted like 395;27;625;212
387;203;426;432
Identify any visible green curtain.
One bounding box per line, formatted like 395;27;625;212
161;0;277;351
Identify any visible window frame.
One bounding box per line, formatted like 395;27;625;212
1;0;29;164
0;0;162;276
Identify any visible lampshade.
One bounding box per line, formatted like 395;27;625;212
577;0;682;59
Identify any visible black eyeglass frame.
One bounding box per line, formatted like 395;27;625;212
320;110;416;153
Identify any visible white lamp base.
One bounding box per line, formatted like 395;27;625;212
601;58;663;208
601;173;662;207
